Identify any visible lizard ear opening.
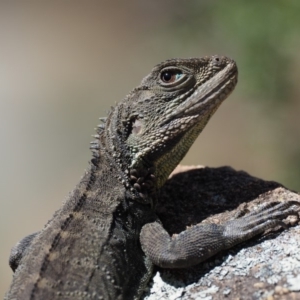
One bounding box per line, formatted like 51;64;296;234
131;118;143;135
124;115;143;139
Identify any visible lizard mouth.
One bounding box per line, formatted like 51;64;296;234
161;61;238;126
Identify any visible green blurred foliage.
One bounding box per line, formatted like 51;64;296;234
169;1;300;105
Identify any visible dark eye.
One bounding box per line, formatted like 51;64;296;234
160;70;182;83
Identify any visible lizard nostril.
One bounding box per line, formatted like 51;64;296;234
212;56;222;64
211;55;228;71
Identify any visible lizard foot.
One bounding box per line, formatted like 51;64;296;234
223;200;300;243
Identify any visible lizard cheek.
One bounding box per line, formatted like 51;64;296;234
132;119;143;135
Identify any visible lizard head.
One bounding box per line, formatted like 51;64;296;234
96;56;238;201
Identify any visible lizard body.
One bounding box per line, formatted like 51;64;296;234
6;56;300;300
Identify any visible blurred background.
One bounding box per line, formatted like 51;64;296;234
1;0;300;296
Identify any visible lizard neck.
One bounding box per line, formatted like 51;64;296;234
91;122;157;207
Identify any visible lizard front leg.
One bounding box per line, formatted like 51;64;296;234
140;201;300;268
9;232;39;272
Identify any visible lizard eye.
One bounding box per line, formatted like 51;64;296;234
160;70;182;83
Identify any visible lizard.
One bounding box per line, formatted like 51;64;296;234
5;55;300;300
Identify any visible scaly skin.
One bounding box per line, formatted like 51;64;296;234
6;56;300;300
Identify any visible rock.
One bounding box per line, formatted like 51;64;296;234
145;165;300;300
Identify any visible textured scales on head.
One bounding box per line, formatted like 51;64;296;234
91;56;238;205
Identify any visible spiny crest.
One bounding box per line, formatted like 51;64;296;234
95;117;107;135
89;116;108;166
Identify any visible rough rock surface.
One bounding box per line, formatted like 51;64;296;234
144;165;300;300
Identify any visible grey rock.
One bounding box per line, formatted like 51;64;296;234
145;165;300;300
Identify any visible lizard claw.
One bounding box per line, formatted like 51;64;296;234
223;200;300;244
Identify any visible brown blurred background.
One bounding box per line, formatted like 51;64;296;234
1;1;300;296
